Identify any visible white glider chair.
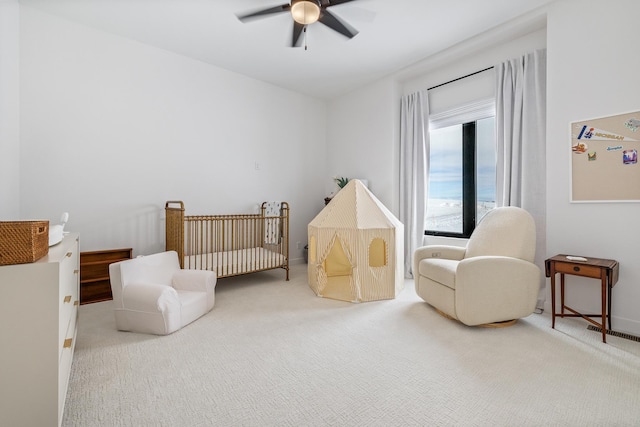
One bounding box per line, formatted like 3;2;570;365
413;206;540;327
109;251;216;335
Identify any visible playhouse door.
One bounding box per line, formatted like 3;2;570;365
322;238;356;302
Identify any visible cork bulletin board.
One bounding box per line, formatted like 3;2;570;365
571;110;640;202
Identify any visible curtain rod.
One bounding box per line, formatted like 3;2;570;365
427;66;494;91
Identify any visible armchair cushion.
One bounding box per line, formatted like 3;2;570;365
177;290;211;328
173;269;216;311
418;258;458;289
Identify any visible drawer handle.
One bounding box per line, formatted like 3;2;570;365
66;252;73;258
64;295;72;303
573;266;580;272
63;338;73;348
74;269;79;274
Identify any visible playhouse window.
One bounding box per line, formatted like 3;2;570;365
369;238;387;267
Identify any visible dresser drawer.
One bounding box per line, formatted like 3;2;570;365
59;245;79;347
58;310;77;425
554;261;602;278
60;244;79;295
59;278;78;329
60;252;79;303
59;301;78;362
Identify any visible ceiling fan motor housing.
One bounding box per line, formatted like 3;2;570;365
291;0;322;25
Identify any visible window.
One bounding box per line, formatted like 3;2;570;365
425;106;496;238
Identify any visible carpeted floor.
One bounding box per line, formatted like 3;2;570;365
63;263;640;426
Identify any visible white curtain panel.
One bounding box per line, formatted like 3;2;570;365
496;49;547;306
400;90;429;278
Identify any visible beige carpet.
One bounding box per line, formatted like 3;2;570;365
63;263;640;426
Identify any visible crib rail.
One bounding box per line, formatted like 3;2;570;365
165;201;289;280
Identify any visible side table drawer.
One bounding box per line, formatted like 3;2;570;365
554;261;601;278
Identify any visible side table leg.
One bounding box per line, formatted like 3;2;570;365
608;282;612;331
560;273;565;318
601;272;607;343
551;271;556;329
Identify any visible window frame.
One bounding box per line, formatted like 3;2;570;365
425;121;478;238
424;98;496;239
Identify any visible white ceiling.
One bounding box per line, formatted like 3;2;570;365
18;0;553;99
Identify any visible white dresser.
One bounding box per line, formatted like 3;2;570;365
0;233;80;427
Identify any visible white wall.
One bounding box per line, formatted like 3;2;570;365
326;76;399;211
546;0;640;335
0;1;20;218
18;6;327;260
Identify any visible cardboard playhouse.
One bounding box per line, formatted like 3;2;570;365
307;179;404;303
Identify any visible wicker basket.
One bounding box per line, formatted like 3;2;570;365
0;221;50;266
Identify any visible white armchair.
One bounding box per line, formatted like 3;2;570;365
413;206;540;326
109;251;216;335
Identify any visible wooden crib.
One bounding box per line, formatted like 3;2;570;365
165;201;289;280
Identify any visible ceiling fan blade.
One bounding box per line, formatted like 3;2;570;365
237;4;291;22
324;0;359;6
292;22;305;47
318;9;358;39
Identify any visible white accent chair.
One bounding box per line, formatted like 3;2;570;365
109;251;216;335
413;206;540;326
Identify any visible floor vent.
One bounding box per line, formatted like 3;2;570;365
587;325;640;342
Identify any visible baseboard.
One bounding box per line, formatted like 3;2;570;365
608;316;640;338
542;300;640;337
586;325;640;342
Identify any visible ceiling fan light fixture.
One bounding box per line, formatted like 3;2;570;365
291;0;321;25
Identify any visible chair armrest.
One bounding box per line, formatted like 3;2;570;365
414;245;466;262
413;245;466;277
455;256;541;325
172;269;217;293
122;283;180;313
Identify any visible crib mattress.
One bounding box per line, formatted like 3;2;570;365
183;247;286;276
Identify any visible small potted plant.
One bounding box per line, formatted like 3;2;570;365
334;177;349;189
325;177;350;205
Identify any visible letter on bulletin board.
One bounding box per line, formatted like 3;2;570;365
571;111;640;202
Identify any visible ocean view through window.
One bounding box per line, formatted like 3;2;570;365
426;116;496;236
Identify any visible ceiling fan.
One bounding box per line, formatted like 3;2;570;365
237;0;360;48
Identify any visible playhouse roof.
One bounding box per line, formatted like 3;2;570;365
309;179;402;230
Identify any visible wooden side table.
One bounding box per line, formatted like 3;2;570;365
545;254;619;343
80;248;133;304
